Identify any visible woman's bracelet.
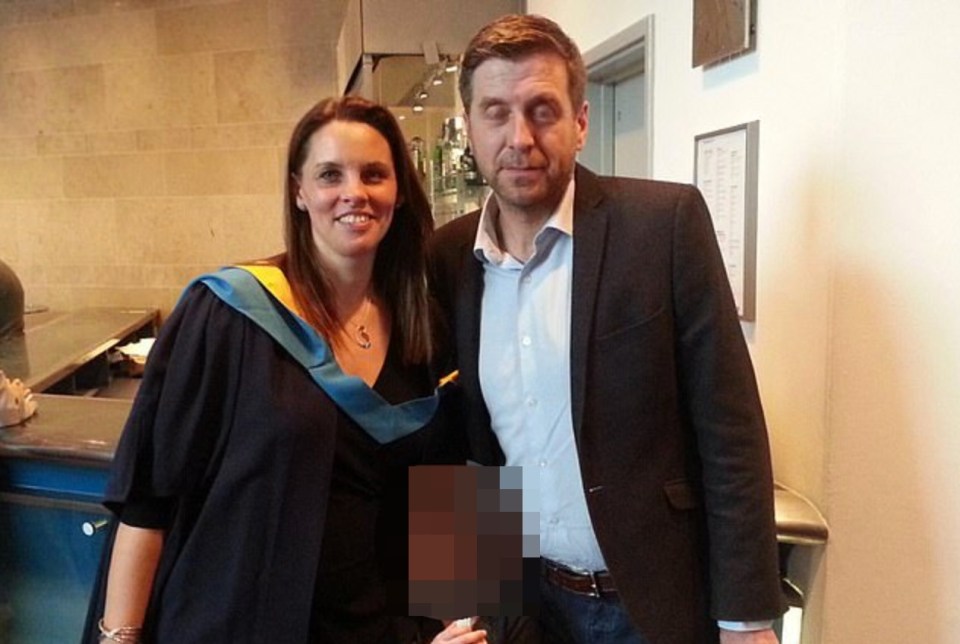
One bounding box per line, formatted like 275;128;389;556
98;618;143;643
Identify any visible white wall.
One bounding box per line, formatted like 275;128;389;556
825;2;960;641
528;1;960;642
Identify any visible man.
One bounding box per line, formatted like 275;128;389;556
0;258;25;340
428;14;784;644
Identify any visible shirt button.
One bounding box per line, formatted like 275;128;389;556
526;397;538;407
522;275;532;284
539;459;548;468
521;335;532;347
549;517;559;525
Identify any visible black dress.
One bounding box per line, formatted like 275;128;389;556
311;330;437;642
83;283;452;643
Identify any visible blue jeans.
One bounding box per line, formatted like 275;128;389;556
539;575;649;644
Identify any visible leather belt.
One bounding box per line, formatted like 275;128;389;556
541;558;618;599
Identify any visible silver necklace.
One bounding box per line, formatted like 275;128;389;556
346;296;373;350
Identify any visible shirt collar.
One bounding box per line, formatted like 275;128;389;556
473;177;576;266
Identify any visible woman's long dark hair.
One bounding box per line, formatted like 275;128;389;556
279;96;434;364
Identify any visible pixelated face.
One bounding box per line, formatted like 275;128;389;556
407;465;535;619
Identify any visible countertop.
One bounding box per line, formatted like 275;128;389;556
0;307;158;392
0;394;131;465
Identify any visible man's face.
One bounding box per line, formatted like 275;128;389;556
465;53;588;222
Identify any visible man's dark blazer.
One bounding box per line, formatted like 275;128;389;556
428;165;785;644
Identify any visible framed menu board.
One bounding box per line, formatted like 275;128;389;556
694;121;759;321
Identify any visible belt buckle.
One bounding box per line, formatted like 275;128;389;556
585;569;601;598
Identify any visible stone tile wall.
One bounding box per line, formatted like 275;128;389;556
0;0;343;315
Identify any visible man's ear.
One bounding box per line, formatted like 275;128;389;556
575;101;589;152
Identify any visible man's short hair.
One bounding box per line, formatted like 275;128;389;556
459;14;587;113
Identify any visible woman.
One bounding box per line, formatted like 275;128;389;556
85;97;486;644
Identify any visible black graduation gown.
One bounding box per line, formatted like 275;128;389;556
82;284;454;643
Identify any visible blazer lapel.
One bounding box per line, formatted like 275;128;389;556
455;237;483;392
570;166;608;443
454;232;504;464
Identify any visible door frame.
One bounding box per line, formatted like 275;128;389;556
581;15;655;177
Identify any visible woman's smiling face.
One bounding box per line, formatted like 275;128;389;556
294;120;398;267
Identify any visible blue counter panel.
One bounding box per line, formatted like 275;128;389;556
1;459;111;642
1;459;110;502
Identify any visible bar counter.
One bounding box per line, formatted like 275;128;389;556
0;397;128;643
0;394;130;465
0;307;158;393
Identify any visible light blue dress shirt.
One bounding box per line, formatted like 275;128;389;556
473;179;606;572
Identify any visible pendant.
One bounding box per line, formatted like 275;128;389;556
355;325;372;350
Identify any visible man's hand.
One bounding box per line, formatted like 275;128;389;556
720;628;780;644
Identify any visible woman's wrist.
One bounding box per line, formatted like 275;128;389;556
98;617;143;643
